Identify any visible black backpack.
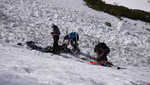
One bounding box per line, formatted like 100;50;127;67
94;42;110;55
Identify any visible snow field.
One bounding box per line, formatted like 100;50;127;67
0;0;150;85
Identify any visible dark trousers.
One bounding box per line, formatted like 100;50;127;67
53;35;59;53
96;54;113;67
96;54;108;62
70;40;80;54
70;40;79;50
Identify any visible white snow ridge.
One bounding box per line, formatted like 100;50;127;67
0;0;150;85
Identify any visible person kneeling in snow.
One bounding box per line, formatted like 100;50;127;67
94;42;113;67
62;32;80;54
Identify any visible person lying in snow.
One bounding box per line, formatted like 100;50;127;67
62;32;80;54
94;42;113;67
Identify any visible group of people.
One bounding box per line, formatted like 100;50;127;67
51;24;79;54
51;24;112;67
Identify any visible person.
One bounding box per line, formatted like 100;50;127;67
62;32;80;54
51;24;60;54
94;42;113;67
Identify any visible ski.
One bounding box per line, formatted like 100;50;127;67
76;54;125;70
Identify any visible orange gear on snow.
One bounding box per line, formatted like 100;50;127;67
89;61;100;65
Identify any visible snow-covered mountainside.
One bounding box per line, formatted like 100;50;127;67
102;0;150;12
0;41;150;85
0;0;150;85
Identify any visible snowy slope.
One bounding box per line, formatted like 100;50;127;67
0;0;150;85
0;43;150;85
102;0;150;12
0;0;150;67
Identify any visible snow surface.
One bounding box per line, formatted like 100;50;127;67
0;42;150;85
102;0;150;12
0;0;150;85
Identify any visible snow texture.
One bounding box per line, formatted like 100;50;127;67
0;0;150;85
102;0;150;12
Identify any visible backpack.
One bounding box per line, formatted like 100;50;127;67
94;42;110;55
68;32;76;38
68;32;79;40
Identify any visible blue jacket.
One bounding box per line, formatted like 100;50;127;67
64;32;79;41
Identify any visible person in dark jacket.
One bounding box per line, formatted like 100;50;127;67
51;24;60;54
94;42;113;67
62;32;80;53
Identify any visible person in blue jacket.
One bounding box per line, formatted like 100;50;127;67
62;32;80;53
